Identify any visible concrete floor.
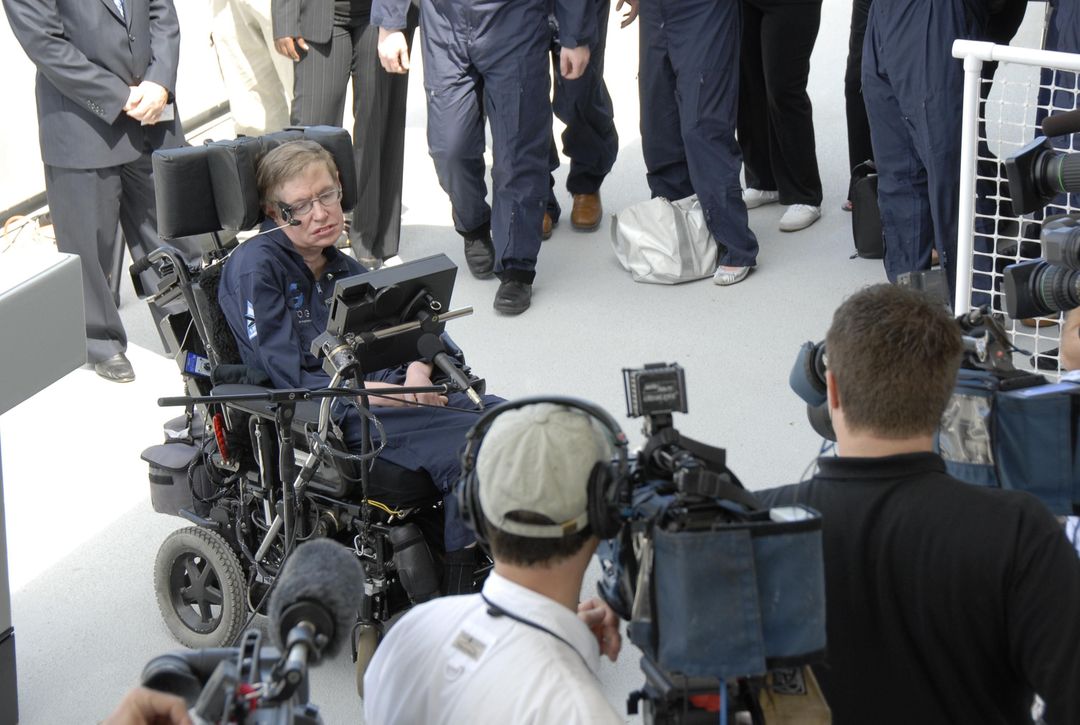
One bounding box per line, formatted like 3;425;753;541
0;3;1050;724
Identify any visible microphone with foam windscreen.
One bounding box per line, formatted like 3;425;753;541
417;332;484;409
1042;109;1080;138
268;538;365;687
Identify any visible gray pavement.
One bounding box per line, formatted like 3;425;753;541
0;3;1049;724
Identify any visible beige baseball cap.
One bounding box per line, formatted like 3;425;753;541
476;402;614;538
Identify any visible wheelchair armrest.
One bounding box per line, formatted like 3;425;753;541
210;383;322;424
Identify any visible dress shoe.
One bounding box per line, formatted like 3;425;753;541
778;204;822;232
742;188;779;209
542;212;554;241
463;235;495;279
493;280;532;315
570;193;602;231
94;352;135;383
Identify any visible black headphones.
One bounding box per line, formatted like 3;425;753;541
456;396;630;545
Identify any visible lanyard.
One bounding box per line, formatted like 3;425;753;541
481;593;592;671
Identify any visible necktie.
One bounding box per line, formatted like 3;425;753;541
113;0;125;19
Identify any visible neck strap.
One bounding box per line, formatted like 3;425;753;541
481;593;591;671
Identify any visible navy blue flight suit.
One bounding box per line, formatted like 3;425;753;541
638;0;759;268
862;0;986;298
218;225;501;550
373;0;595;283
1042;0;1080;128
547;0;618;220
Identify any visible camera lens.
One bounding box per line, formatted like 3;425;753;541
1003;259;1080;318
1033;263;1080;314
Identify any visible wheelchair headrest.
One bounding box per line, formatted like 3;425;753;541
152;126;358;240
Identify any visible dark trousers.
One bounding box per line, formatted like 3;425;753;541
862;0;972;296
290;6;419;261
737;0;823;206
421;0;551;284
547;0;617;215
845;0;874;174
638;0;758;268
44;155;201;363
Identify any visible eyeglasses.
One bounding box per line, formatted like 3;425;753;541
278;187;343;219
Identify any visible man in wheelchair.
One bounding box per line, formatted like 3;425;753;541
216;139;502;580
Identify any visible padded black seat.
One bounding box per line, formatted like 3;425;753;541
211;384;442;509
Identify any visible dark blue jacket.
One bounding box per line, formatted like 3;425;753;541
218;224;406;391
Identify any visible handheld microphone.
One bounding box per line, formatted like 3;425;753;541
417;333;484;409
268;538;365;665
1041;109;1080;138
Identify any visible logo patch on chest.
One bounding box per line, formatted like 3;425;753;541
286;282;305;311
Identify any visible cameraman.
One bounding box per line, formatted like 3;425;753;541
362;402;623;724
758;284;1080;724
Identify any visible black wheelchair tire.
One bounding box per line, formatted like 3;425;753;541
154;526;247;649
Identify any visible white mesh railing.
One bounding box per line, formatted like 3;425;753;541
953;40;1080;379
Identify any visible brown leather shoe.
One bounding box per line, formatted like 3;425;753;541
542;212;554;241
570;193;602;231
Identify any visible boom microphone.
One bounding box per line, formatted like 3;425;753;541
268;538;365;662
417;333;484;409
1042;109;1080;138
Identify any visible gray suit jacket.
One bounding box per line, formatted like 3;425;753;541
271;0;335;45
3;0;184;169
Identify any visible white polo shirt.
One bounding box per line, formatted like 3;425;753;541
363;572;624;724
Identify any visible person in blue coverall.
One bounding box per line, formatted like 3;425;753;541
373;0;594;315
624;0;760;287
544;0;618;235
218;140;502;563
861;0;987;300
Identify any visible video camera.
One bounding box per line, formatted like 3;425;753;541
140;539;361;724
1003;120;1080;318
600;364;827;724
1000;214;1080;319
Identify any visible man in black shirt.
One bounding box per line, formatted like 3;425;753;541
758;284;1080;724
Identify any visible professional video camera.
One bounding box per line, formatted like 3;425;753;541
1003;113;1080;318
140;539;360;724
1001;214;1080;318
599;364;828;725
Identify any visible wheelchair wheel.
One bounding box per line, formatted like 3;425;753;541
154;526;246;649
354;624;381;698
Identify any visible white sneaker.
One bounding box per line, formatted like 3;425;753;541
779;204;822;232
742;188;780;209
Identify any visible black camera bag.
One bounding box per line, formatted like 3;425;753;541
849;160;884;259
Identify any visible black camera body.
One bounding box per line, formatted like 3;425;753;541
142;631;321;725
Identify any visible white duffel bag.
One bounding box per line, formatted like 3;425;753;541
610;194;717;284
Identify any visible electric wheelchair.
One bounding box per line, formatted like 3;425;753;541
137;127;490;681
